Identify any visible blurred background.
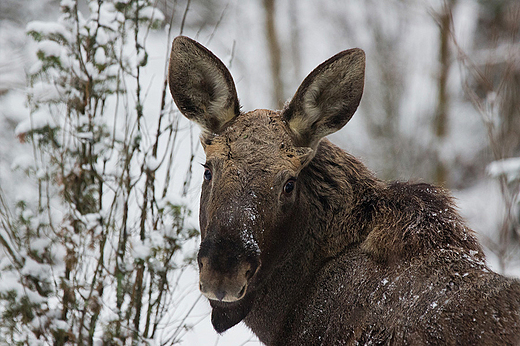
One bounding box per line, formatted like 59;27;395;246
0;0;519;344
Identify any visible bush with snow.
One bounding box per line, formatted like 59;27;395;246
0;0;199;345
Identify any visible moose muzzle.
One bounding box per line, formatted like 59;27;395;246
198;235;260;302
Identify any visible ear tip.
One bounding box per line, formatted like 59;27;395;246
173;35;193;44
172;35;190;49
344;47;365;54
171;36;201;55
351;47;365;55
342;48;366;64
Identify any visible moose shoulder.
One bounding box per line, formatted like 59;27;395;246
168;36;520;345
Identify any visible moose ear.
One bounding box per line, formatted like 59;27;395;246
283;48;365;148
169;36;240;134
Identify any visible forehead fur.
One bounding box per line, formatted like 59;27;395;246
203;109;304;171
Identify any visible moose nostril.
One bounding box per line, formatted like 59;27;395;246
198;257;209;270
245;261;259;280
215;290;226;302
238;284;246;298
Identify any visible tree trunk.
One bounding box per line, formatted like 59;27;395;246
433;0;456;186
263;0;284;109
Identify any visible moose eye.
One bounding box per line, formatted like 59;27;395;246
283;179;296;195
203;168;212;182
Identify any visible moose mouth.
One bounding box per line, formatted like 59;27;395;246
199;280;249;303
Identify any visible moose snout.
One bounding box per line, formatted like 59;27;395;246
199;258;257;302
197;237;260;302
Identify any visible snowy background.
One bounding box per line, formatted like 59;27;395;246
0;0;519;345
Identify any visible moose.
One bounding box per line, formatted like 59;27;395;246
168;36;520;345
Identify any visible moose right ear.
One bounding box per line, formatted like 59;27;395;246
168;36;240;134
283;48;365;148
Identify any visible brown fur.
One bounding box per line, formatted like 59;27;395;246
168;36;520;345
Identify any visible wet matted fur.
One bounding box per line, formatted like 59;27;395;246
169;36;520;345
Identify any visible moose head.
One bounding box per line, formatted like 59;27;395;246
168;35;364;331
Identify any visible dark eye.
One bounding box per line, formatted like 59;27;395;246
283;179;295;195
204;168;212;182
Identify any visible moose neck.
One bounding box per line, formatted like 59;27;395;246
300;139;382;258
244;138;382;343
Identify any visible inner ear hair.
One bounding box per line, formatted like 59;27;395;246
169;36;240;135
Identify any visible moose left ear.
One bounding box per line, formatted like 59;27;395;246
169;36;240;135
283;48;365;148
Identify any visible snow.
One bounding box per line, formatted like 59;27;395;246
95;27;109;45
146;156;161;171
76;132;94;141
10;153;35;171
21;257;51;283
51;320;69;331
28;59;43;74
26;21;70;41
30;238;51;255
0;274;26;297
14;109;57;136
487;158;520;182
89;2;124;31
36;39;62;57
27;81;64;102
140;6;165;22
94;47;107;65
132;240;151;260
60;0;75;10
